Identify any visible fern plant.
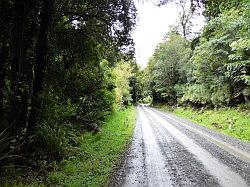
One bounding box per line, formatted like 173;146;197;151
0;128;10;168
36;123;68;160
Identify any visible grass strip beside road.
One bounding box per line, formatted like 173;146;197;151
158;105;250;142
7;107;137;187
48;106;137;187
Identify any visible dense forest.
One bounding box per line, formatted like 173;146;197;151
0;0;138;183
142;0;250;108
0;0;249;185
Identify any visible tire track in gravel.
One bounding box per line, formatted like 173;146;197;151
110;108;172;187
109;110;147;187
137;109;172;187
143;107;249;187
141;108;221;187
110;106;249;187
151;108;250;153
150;107;250;185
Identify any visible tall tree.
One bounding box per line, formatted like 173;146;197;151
28;0;55;134
0;0;10;128
146;32;191;104
177;0;195;39
8;0;39;155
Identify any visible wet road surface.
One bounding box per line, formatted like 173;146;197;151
110;106;250;187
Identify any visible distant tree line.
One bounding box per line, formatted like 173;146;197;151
142;0;250;108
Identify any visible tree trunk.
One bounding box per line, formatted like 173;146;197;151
0;41;7;128
0;0;11;129
28;0;55;132
8;0;38;157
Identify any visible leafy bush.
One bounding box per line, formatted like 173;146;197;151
40;91;78;124
181;84;211;105
113;61;133;107
79;89;115;122
142;96;153;104
211;84;231;106
174;84;186;104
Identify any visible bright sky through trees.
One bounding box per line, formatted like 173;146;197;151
132;1;205;69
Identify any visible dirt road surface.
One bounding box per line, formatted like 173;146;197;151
109;106;250;187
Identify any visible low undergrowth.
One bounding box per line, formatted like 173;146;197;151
159;105;250;142
2;107;137;187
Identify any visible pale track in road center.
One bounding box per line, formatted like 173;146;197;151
110;106;250;187
151;108;250;162
143;107;249;187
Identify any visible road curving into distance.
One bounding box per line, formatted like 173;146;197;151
109;106;250;187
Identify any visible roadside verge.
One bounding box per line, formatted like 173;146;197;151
157;105;250;142
7;107;137;187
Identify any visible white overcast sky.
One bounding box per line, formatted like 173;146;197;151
132;1;205;69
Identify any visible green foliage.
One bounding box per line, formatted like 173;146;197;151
211;84;231;106
145;32;191;104
142;95;153;104
57;107;136;187
41;94;78;124
1;0;138;182
129;63;143;104
198;0;244;19
10;107;137;186
175;3;249;107
174;84;186;104
143;1;250;108
182;84;211;105
36;124;68;159
113;61;134;107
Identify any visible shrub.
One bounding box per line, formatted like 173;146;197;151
181;84;211;105
211;84;231;106
142;96;153;104
36;123;68;160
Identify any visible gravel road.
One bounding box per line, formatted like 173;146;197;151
109;106;250;187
